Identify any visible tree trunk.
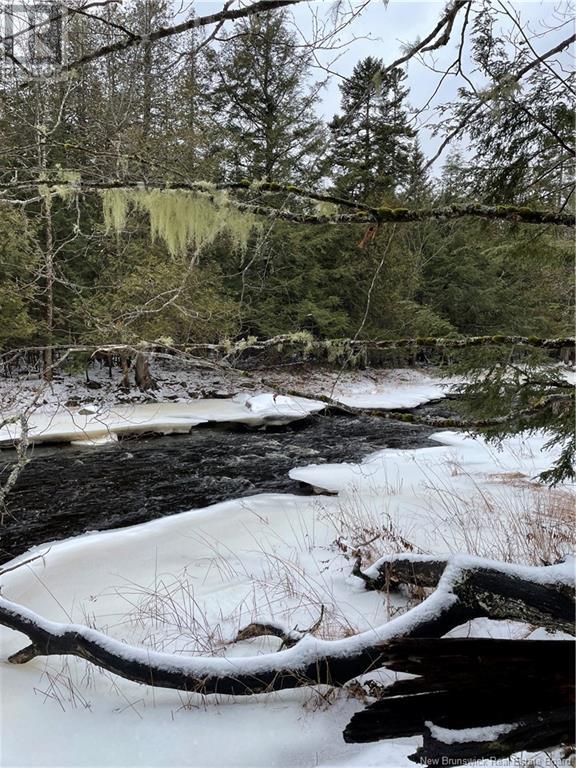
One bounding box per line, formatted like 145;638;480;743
1;556;572;694
134;352;156;391
120;355;131;392
36;87;55;383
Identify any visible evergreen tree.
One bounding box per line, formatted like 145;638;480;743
329;58;415;202
404;139;433;202
438;148;474;202
206;11;324;183
443;4;575;207
0;208;40;347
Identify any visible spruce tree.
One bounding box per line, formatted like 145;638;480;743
206;10;324;183
329;57;415;202
404;139;433;202
443;4;575;207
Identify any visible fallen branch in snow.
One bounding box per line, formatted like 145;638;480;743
231;622;303;650
231;607;325;651
355;553;575;634
1;555;573;762
260;380;570;432
1;556;573;691
3;335;571;395
0;549;50;578
350;334;575;350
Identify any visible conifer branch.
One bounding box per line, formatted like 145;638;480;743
19;0;306;86
424;32;576;170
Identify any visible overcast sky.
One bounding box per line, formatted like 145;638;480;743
286;0;573;171
194;0;572;173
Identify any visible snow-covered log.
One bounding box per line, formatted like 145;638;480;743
0;555;573;695
415;710;574;765
356;553;575;634
0;589;471;694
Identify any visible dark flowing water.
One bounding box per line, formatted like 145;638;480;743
0;400;454;564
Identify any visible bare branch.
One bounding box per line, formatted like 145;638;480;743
20;0;308;86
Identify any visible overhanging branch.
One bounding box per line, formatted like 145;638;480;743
19;0;306;85
1;180;573;227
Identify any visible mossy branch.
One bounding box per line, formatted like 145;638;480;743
209;333;575;352
1;180;574;227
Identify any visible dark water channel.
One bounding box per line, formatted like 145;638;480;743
0;400;455;564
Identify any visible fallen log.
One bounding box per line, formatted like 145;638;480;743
352;553;447;590
343;567;576;763
0;555;573;693
0;555;574;763
355;553;575;634
415;708;574;765
344;638;574;742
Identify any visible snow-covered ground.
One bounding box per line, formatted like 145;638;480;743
0;395;326;446
0;405;573;767
0;367;454;446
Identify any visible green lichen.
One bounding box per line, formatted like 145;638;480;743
314;200;339;217
53;170;81;201
375;207;411;221
101;188;261;256
222;335;258;356
322;338;365;367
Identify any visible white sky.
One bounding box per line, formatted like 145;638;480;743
287;0;573;171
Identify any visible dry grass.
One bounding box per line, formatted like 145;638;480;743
422;462;575;565
319;487;422;567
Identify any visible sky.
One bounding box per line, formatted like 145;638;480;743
279;0;572;176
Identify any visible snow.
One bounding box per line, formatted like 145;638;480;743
426;721;516;744
0;373;573;767
0;396;326;446
0;366;455;447
331;382;450;410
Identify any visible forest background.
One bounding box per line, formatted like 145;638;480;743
0;0;573;357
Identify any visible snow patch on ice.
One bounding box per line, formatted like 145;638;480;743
0;395;325;446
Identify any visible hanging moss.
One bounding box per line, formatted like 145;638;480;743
102;188;130;233
314;200;339;217
101;188;260;256
53;171;81;202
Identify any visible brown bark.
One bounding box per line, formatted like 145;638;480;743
134;352;157;391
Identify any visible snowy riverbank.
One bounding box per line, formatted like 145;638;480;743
0;366;454;446
0;416;573;766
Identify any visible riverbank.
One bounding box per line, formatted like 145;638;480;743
1;423;572;768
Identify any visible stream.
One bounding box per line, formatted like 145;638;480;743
0;399;456;564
